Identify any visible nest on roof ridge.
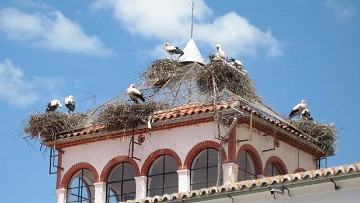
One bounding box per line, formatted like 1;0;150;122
144;59;183;88
196;61;262;102
290;119;337;153
98;102;162;132
24;112;87;141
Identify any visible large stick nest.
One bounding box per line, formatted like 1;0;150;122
24;112;87;141
196;61;262;102
98;102;162;132
144;59;183;87
290;120;337;153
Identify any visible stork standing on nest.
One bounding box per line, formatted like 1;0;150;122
46;99;62;112
65;95;75;113
289;100;307;119
301;109;313;120
227;57;243;69
215;44;226;60
163;43;184;60
127;84;145;104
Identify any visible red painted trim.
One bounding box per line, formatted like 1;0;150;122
264;156;288;175
100;156;140;182
60;162;99;189
227;127;237;163
237;144;263;176
294;168;306;173
183;140;227;170
140;148;182;176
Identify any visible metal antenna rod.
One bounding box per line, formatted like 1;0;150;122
191;1;194;39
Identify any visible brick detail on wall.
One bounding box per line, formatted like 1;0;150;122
227;127;237;163
60;162;99;189
100;156;141;182
56;148;63;189
237;144;264;176
264;156;288;175
183;140;227;170
294;168;306;173
140;148;182;176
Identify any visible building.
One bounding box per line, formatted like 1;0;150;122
38;40;358;203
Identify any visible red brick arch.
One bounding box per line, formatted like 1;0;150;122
140;148;182;176
183;140;228;170
237;144;263;176
264;156;288;176
294;168;306;173
60;162;99;189
100;156;140;182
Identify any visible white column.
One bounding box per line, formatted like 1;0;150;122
56;188;67;203
177;169;190;192
134;176;147;200
94;182;106;203
222;163;239;185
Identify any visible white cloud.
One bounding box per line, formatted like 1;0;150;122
91;0;282;58
0;8;111;56
0;59;64;107
324;0;356;20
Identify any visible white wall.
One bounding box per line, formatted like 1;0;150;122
236;124;316;173
61;120;317;181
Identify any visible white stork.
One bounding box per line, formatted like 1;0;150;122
227;57;243;69
46;99;62;112
215;44;226;60
65;95;75;113
289;100;307;119
163;43;184;60
127;84;145;103
301;109;313;121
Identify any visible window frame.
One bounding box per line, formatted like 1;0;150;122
66;169;95;203
146;155;178;197
237;151;257;181
190;148;222;190
106;162;136;203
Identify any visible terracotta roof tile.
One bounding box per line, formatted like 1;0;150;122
126;162;360;203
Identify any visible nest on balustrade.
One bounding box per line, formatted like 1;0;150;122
290;119;337;153
196;61;262;102
24;112;87;141
97;102;162;132
144;59;183;88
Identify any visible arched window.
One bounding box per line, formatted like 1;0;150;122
67;169;95;203
147;155;178;197
190;148;222;190
265;162;281;176
264;157;287;177
106;162;136;203
238;151;256;181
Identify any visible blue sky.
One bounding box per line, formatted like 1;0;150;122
0;0;359;202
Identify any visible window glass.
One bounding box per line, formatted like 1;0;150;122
190;148;222;190
67;169;95;203
106;163;136;203
238;151;257;181
266;163;281;177
147;155;178;197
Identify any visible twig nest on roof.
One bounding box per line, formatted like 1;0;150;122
98;102;162;132
290;120;337;153
24;112;87;141
196;61;262;102
145;59;183;88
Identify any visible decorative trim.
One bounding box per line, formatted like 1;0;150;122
237;144;263;176
100;156;141;182
264;156;288;175
140;148;182;176
183;140;228;170
60;162;99;189
294;168;306;173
